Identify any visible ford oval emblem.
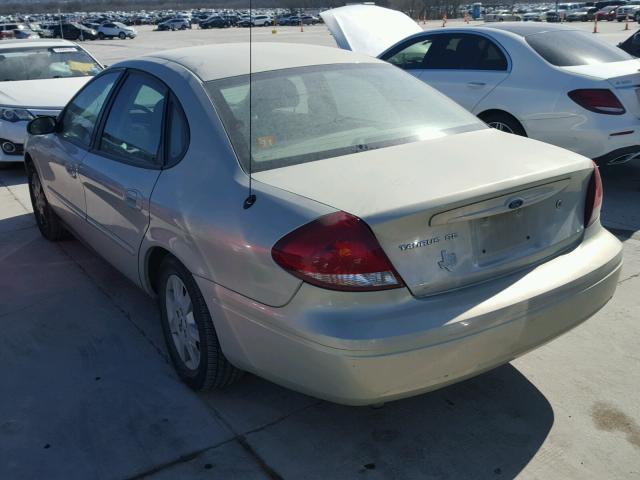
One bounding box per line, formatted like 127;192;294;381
508;198;524;210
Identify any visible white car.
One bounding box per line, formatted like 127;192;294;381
322;6;640;166
0;39;102;164
97;22;137;40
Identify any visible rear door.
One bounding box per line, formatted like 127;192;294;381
384;32;511;111
79;70;175;283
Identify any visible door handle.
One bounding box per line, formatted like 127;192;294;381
467;81;487;87
65;162;78;179
124;189;141;210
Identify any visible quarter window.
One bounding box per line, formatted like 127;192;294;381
166;96;189;165
60;71;120;148
98;72;167;165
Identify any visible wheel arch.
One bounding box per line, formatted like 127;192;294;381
476;109;527;136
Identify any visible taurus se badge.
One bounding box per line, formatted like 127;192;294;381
438;250;457;272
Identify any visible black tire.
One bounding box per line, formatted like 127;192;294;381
119;32;126;39
98;32;105;39
158;256;242;391
27;163;67;241
479;111;527;136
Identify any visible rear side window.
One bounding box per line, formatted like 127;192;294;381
526;31;632;66
98;72;167;166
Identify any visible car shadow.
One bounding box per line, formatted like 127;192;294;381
0;162;27;187
207;364;554;479
599;160;640;239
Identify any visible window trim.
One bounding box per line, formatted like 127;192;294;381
57;68;124;151
381;31;512;73
90;68;170;171
162;92;191;169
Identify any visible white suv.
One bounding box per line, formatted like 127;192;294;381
97;22;137;39
252;15;273;26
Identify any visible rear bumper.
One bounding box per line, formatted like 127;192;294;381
524;114;640;160
197;226;622;405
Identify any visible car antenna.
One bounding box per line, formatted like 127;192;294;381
243;0;257;210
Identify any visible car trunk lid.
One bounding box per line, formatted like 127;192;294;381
320;5;422;58
562;60;640;117
255;129;593;297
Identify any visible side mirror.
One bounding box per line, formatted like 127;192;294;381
27;116;58;135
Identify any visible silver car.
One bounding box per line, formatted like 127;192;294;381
24;43;622;405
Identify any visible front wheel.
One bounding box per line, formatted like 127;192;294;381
480;112;527;136
98;32;105;39
158;256;242;391
27;164;67;241
119;32;126;39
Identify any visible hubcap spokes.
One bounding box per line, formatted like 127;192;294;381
31;174;47;219
488;121;514;134
165;275;200;370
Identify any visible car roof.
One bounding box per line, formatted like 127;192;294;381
0;39;78;50
144;43;383;81
481;22;580;37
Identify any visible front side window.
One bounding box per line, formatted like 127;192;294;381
205;63;483;172
0;45;101;82
98;72;167;165
526;31;632;66
60;71;120;148
385;39;433;70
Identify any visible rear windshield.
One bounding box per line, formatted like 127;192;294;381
526;30;632;66
205;63;482;172
0;46;101;81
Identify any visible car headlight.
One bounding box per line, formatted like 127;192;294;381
0;107;35;123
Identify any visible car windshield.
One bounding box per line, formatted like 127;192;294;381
526;30;633;66
205;63;482;172
0;46;101;81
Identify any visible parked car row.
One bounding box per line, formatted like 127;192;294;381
478;0;640;22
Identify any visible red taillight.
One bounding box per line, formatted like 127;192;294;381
584;161;603;228
568;89;625;115
272;211;404;291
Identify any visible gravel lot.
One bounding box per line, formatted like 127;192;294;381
1;20;639;480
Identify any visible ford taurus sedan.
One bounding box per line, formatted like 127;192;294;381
322;6;640;166
24;43;622;405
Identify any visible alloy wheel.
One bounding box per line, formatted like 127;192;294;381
165;274;200;370
487;121;515;134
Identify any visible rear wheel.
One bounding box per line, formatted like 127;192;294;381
158;256;242;391
118;32;126;39
98;32;105;39
27;163;67;241
479;111;527;136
